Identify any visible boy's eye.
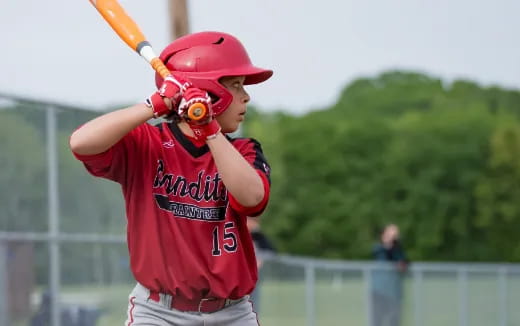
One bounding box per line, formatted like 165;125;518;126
231;82;244;91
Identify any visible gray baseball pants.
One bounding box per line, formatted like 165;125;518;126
124;283;260;326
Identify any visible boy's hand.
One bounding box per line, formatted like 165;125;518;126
160;75;191;98
178;88;212;122
146;75;191;118
179;88;221;141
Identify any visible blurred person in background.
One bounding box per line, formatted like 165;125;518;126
30;290;101;326
247;216;276;314
370;224;409;326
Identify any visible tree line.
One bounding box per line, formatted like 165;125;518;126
244;71;520;262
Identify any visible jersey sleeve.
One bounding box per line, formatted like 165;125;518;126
71;123;156;186
228;138;272;217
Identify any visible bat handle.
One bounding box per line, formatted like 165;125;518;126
150;58;171;79
187;103;208;121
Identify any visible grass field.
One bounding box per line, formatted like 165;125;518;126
28;273;519;326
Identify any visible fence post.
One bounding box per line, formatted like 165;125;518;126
363;266;373;326
305;262;316;326
498;267;508;326
0;241;9;326
413;267;423;326
47;106;61;326
457;268;468;326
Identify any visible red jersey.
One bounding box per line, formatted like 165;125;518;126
73;122;271;300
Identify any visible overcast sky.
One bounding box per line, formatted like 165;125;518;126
1;0;519;114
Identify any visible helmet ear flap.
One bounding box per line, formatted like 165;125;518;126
189;78;233;116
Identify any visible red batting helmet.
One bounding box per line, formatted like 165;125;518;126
155;31;273;116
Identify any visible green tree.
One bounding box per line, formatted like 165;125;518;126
247;70;520;262
0;111;46;231
474;121;520;261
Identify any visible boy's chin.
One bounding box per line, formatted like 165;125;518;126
221;124;239;134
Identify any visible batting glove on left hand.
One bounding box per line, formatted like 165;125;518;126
146;75;191;118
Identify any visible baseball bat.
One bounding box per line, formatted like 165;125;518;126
88;0;207;120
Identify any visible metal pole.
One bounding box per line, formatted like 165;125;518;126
47;106;61;326
498;267;508;326
413;268;423;326
305;262;316;326
457;268;468;326
363;266;373;326
0;241;9;326
169;0;190;40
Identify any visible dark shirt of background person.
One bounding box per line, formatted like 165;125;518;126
247;217;276;314
371;224;409;326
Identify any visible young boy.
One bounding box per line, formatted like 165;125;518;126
70;31;272;325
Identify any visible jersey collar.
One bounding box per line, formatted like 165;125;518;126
167;122;210;158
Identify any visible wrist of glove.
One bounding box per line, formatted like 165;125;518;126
145;75;191;118
189;119;221;141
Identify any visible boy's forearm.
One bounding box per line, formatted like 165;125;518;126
70;103;153;155
207;134;264;207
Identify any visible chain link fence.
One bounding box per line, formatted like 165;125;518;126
1;93;519;326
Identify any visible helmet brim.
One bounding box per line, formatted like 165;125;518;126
222;65;273;85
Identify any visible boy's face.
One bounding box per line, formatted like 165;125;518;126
216;76;250;133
